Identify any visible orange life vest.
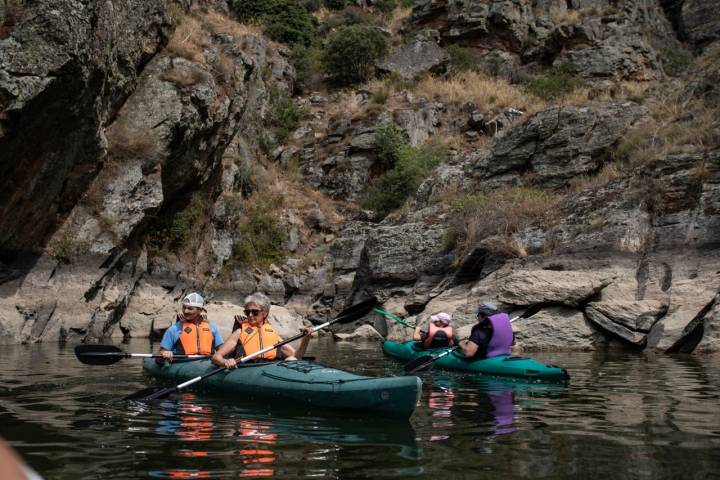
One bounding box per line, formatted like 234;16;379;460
422;323;455;348
178;319;214;355
236;321;282;360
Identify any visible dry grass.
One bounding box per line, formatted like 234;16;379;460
166;16;210;63
615;86;720;167
570;162;623;192
201;10;264;39
445;186;562;260
414;71;546;114
549;7;580;25
387;6;412;44
106;121;161;161
160;65;208;88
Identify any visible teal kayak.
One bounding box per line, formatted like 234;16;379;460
382;340;569;383
142;359;421;419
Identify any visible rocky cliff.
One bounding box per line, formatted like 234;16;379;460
0;0;718;354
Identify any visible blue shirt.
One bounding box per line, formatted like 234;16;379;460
160;320;224;354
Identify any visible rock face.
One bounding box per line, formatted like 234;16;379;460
0;0;172;255
411;0;676;81
473;102;646;189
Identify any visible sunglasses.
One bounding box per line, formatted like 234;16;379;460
244;309;263;316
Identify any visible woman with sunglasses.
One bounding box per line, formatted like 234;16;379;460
212;292;311;368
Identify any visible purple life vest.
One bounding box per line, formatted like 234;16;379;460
486;312;513;357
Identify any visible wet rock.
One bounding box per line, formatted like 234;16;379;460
333;324;384;341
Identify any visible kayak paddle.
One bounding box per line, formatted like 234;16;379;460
74;344;207;365
403;304;543;375
372;307;415;329
124;296;379;402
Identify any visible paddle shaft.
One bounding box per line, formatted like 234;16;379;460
86;353;206;359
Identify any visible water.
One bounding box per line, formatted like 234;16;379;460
1;340;719;479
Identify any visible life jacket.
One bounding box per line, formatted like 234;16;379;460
486;312;513;357
235;321;282;360
177;319;214;355
422;323;455;348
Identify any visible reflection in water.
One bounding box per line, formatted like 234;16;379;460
1;341;720;479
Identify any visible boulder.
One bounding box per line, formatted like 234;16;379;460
376;38;449;80
493;270;612;307
510;306;607;351
333;324;384;341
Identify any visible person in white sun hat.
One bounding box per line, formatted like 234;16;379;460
413;311;457;348
156;292;223;363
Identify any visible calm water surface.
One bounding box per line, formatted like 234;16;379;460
1;340;719;479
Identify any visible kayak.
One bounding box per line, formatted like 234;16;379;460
382;340;570;383
142;358;421;419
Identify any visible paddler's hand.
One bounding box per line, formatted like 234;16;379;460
223;358;238;369
301;327;315;336
161;350;174;363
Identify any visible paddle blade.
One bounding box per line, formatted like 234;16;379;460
403;355;436;375
74;344;125;365
123;385;176;402
333;297;378;324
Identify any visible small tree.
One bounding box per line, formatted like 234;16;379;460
323;25;388;85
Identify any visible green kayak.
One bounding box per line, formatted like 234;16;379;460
142;358;421;419
382;340;569;383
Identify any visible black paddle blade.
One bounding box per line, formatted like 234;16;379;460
123;385;176;402
334;297;378;324
74;344;125;365
403;355;436;375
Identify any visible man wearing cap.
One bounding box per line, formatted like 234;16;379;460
459;301;513;359
413;312;457;348
157;292;224;363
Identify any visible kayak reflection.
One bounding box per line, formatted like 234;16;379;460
151;393;419;478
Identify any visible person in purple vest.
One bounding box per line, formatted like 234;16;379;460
459;301;514;359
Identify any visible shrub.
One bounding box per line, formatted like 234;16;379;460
374;123;408;169
167;1;184;25
231;0;318;46
362;141;447;220
525;61;583;100
319;6;378;35
148;191;209;254
445;187;560;257
290;44;324;92
373;0;397;15
266;86;309;144
324;0;354;9
447;45;478;74
660;46;693;77
323;25;389;85
46;230;85;263
233;194;287;267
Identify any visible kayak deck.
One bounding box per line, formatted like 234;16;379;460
382;340;569;383
142;359;421;419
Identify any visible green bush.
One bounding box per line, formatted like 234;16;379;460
525;61;583;100
660;46;693;77
362;141;447;220
231;0;318;46
399;0;415;7
290;44;324;92
324;0;354;9
323;25;389;85
373;0;397;15
266;85;309;144
447;45;478;74
233;195;287;267
319;6;378;35
374;123;408;169
148;191;208;254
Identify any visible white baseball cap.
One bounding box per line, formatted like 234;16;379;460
182;292;205;308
